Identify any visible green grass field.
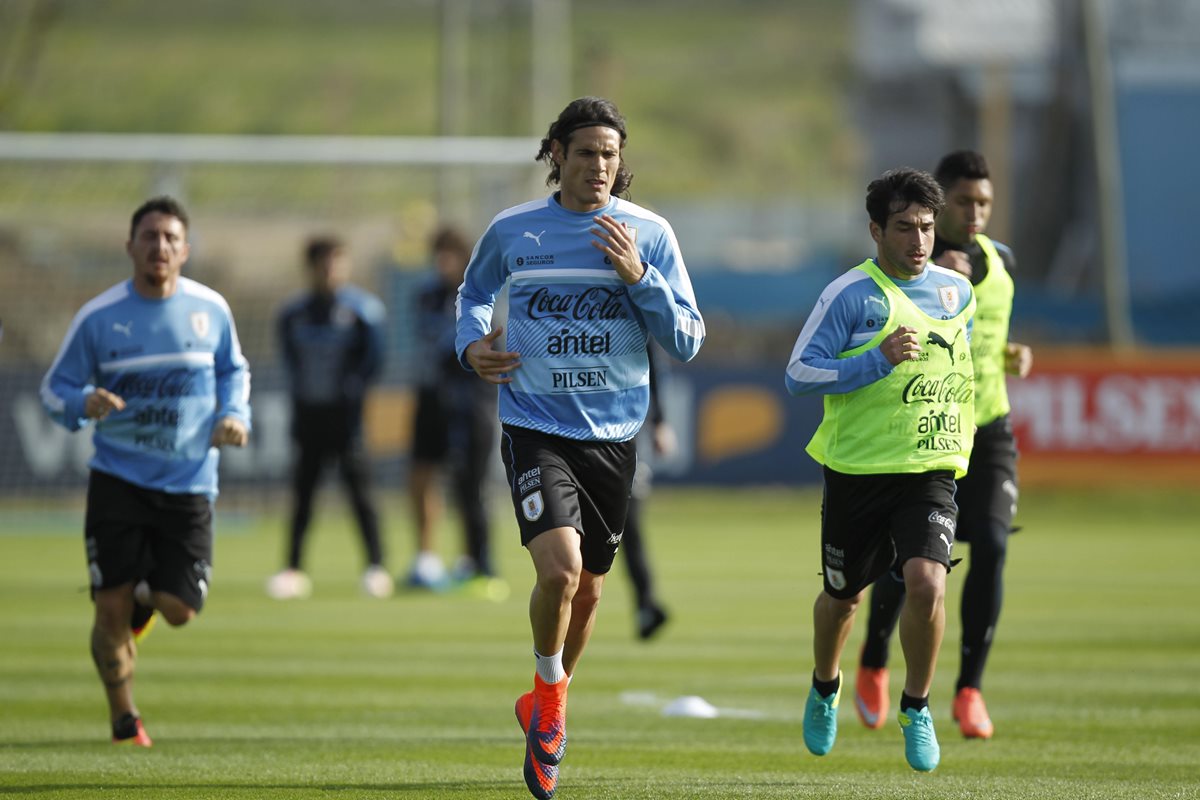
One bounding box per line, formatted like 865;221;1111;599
1;486;1198;799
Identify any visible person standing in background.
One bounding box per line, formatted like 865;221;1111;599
267;236;392;600
404;226;505;600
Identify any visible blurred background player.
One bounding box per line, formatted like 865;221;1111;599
404;225;504;598
785;168;974;772
854;150;1033;740
267;236;392;600
456;96;705;799
40;196;251;746
621;342;672;640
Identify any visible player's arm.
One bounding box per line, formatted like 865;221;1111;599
616;222;705;363
784;287;893;396
358;293;388;385
455;224;521;381
994;242;1032;378
40;311;114;430
212;302;251;447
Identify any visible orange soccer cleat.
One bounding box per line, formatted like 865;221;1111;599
516;690;557;799
854;664;890;730
952;687;995;739
527;675;568;766
111;713;153;748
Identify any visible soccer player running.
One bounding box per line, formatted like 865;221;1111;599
785;168;975;772
456;96;704;799
40;196;250;746
268;236;392;600
854;151;1033;740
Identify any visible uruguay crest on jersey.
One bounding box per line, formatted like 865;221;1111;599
190;310;210;338
937;285;960;315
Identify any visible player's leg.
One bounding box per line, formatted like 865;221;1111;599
84;471;154;745
890;471;958;772
855;569;904;728
337;435;392;598
952;420;1017;737
144;490;212;627
806;468;896;756
450;397;497;579
407;388;448;587
620;494;668;639
897;557;946;701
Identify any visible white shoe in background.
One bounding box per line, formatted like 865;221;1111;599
266;568;312;600
361;565;395;599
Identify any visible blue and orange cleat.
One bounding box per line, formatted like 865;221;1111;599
528;675;568;766
516;690;557;799
111;713;152;748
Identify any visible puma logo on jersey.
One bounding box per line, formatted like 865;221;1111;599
523;230;546;247
939;533;953;554
926;330;962;364
112;321;134;337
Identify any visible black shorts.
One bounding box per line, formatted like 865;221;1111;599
955;415;1019;543
499;424;637;575
84;470;214;612
819;467;958;599
411;382;496;464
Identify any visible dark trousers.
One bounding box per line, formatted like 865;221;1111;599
288;405;382;569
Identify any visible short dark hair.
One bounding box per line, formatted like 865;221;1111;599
535;96;633;196
430;226;471;262
934;150;990;190
130;196;188;239
304;235;344;266
865;168;945;229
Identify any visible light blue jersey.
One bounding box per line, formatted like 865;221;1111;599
456;194;704;442
785;261;974;396
41;277;252;497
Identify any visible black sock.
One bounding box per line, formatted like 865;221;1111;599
900;692;928;712
812;672;841;699
112;712;140;739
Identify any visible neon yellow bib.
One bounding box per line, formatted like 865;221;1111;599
806;260;976;478
969;235;1014;425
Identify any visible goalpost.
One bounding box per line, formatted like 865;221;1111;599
0;131;541;506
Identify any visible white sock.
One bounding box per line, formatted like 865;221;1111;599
133;580;152;606
534;648;566;684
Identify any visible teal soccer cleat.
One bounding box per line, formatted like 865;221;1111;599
898;705;941;772
803;673;841;756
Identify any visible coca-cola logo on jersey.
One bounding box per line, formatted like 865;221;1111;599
527;286;629;321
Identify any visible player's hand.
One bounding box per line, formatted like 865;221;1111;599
1005;342;1033;378
211;416;249;448
590;214;645;285
881;325;922;365
934;250;972;279
84;388;126;420
465;327;521;385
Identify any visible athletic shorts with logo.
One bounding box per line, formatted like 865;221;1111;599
819;467;958;599
499;424;636;575
85;469;214;612
955;414;1019;543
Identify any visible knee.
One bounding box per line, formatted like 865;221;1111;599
537;563;581;601
903;574;945;619
573;577;603;611
156;597;198;627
